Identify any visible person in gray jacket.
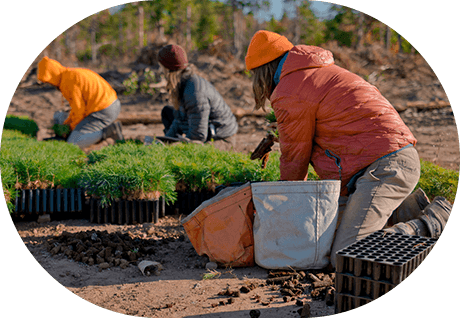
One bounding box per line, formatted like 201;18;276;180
158;44;238;151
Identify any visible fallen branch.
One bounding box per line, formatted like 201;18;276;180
117;108;268;126
117;113;162;125
306;273;321;283
393;100;451;112
312;275;333;289
266;275;293;285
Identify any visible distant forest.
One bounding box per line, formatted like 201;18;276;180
40;0;415;67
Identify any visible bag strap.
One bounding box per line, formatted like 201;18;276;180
325;149;342;182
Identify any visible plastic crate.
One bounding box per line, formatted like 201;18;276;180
335;230;436;313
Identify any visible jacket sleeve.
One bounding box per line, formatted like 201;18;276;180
275;97;316;181
62;84;86;130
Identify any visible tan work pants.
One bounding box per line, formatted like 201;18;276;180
330;146;421;267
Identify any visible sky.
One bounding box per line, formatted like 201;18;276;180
265;0;334;20
109;1;336;21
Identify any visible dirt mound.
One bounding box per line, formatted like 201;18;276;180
135;44;162;66
126;41;450;112
18;41;449;114
324;42;448;110
191;52;254;109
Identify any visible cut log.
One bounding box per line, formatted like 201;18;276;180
117;113;162;125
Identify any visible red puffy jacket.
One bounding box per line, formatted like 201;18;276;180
271;45;416;195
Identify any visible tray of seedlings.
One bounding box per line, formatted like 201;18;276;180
79;141;177;224
1;129;86;220
81;141;283;222
164;142;282;215
2;115;457;226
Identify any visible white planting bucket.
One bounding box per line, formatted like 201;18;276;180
251;180;341;269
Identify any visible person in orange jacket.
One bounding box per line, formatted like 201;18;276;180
245;30;451;268
37;56;124;148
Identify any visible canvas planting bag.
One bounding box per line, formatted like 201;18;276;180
181;182;255;267
251;180;341;269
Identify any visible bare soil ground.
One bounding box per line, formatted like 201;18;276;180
4;43;460;318
15;217;336;318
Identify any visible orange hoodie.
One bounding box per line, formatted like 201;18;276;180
271;45;416;195
37;57;118;130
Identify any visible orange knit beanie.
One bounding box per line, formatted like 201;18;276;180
245;30;294;70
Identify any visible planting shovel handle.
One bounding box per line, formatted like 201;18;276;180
156;136;186;143
250;133;275;161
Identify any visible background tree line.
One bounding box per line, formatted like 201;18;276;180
41;0;415;67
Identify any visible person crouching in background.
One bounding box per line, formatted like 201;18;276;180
158;44;238;151
37;56;124;149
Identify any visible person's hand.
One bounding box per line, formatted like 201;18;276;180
189;139;204;145
177;136;204;145
52;123;71;139
176;136;190;143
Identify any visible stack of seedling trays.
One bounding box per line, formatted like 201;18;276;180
334;230;437;314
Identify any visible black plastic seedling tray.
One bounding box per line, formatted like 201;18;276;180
165;191;218;216
13;188;85;215
335;230;437;314
10;188;218;225
89;198;165;225
89;190;218;225
335;293;373;313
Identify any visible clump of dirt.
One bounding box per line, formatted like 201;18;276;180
45;230;160;269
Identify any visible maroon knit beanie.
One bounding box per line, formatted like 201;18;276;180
158;44;188;71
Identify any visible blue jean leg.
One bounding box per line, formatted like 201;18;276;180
66;99;121;148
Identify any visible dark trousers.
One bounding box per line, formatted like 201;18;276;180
161;105;175;134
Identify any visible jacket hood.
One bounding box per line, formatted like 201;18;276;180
280;45;334;79
37;56;66;86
